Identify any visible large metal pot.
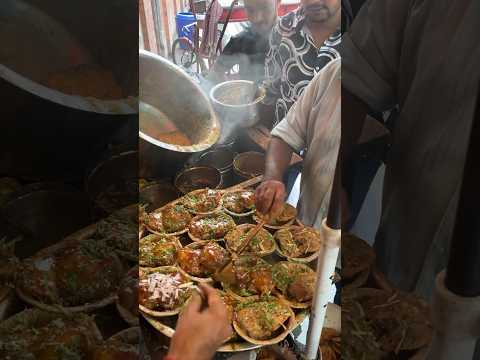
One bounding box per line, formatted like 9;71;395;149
0;0;137;114
233;151;266;182
0;0;138;181
139;50;220;179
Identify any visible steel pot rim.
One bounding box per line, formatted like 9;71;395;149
139;49;220;153
174;166;223;193
209;80;266;109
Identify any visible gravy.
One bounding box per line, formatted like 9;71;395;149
140;102;191;146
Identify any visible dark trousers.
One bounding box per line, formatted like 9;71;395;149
284;162;302;196
344;136;389;231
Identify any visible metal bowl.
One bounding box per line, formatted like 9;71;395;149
210;80;265;132
193;146;236;187
174;166;222;194
139;182;180;212
196;147;236;172
233;151;265;181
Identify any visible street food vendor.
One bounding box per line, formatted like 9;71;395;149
256;58;340;228
258;0;345;198
208;0;281;84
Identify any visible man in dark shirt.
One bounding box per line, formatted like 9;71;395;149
209;0;280;83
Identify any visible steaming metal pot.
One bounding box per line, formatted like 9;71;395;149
139;50;220;179
209;80;265;144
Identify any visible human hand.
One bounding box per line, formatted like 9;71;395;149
255;179;286;218
167;284;233;360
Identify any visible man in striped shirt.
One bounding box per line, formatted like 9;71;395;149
261;0;342;128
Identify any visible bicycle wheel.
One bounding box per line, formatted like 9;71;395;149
171;38;196;69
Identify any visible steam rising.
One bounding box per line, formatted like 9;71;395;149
197;55;267;145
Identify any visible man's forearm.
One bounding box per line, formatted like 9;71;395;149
263;136;294;182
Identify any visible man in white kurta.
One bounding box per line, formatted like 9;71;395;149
255;58;340;229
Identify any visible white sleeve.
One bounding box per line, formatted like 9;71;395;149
271;59;340;152
341;0;412;111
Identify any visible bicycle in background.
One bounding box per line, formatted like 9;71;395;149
172;0;239;75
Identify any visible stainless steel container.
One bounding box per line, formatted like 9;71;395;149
0;0;137;114
174;166;222;194
0;0;138;181
194;146;236;187
139;50;220;179
209;80;265;143
233;151;266;182
140;181;180;212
